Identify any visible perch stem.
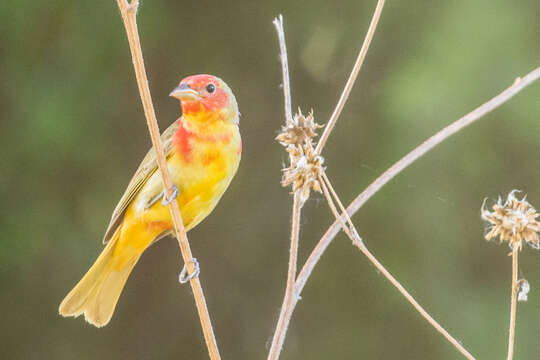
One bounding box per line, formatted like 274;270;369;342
115;1;221;359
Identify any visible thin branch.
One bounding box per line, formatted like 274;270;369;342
268;15;304;360
269;6;387;357
297;66;540;298
273;15;293;125
267;192;303;360
320;172;363;246
319;173;357;242
115;1;221;359
319;172;476;359
315;0;385;154
272;3;539;359
507;248;519;360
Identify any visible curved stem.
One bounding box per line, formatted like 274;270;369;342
297;66;540;296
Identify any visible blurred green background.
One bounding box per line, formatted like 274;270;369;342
2;0;540;359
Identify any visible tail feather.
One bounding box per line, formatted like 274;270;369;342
59;231;139;327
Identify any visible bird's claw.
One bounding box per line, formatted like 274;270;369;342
179;258;200;284
145;185;180;210
161;185;179;206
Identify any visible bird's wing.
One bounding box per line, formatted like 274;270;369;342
102;120;180;243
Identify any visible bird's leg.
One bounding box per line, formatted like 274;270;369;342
179;258;200;283
145;184;180;209
145;192;164;209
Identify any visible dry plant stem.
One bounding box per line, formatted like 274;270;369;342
115;1;220;359
274;5;538;359
269;5;387;355
268;15;304;360
318;174;355;240
315;0;385;154
350;233;476;359
297;66;540;297
273;15;293;125
319;172;476;360
267;192;303;360
320;172;362;245
507;248;519;360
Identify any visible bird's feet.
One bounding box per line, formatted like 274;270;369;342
145;184;179;209
179;258;200;284
161;185;179;206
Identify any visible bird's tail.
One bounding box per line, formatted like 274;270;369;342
58;230;139;327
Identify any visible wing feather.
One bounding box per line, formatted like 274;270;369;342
102;120;180;243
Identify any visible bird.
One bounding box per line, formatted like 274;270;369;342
59;74;242;327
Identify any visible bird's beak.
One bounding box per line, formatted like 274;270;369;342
169;83;200;101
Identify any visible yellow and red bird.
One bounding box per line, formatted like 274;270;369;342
59;74;241;327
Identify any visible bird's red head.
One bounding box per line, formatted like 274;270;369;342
170;74;238;123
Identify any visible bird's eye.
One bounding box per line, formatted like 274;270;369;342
206;83;216;93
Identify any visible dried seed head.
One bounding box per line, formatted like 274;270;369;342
481;190;540;251
277;109;325;203
276;109;322;147
281;145;324;203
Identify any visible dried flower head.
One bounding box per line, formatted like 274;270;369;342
275;109;322;147
281;144;324;203
481;190;540;251
277;109;325;203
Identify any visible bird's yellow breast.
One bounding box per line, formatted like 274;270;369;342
169;120;241;228
111;120;241;268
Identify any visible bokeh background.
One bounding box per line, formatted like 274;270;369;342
2;0;540;359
